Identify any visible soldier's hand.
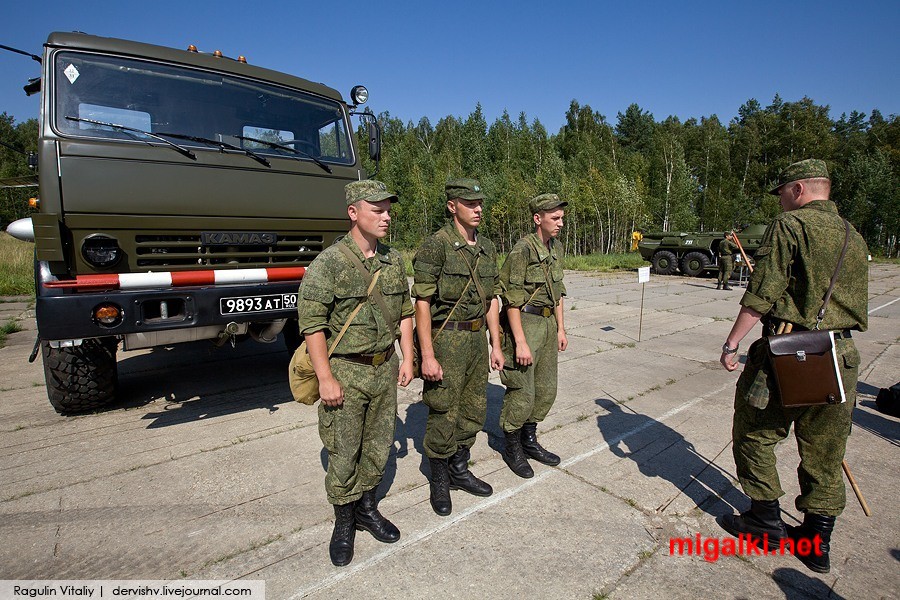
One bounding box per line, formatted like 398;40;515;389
558;330;568;352
421;355;443;382
398;359;415;387
515;343;533;366
319;375;344;407
489;346;504;372
720;351;740;372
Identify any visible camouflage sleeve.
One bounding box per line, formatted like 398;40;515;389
501;243;529;307
740;218;795;316
486;240;502;297
554;244;567;297
411;234;443;299
296;256;335;335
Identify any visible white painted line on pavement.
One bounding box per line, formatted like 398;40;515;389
288;384;729;599
869;297;899;314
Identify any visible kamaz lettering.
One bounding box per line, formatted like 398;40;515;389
201;232;278;246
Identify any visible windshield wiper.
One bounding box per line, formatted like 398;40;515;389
235;135;332;173
156;132;270;168
65;116;196;160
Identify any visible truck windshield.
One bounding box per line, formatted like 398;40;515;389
52;51;354;165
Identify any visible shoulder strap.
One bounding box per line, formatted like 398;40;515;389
816;218;851;329
336;242;397;335
525;235;557;303
327;270;380;356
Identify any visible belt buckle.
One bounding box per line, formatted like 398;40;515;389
471;319;482;331
372;351;386;367
542;307;552;317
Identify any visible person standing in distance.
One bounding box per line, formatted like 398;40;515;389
499;193;568;478
296;180;415;567
718;160;868;574
412;178;505;516
717;232;738;290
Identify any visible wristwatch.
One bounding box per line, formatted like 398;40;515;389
722;342;739;355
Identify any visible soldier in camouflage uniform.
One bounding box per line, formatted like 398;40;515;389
296;180;415;567
413;178;505;516
499;194;568;478
717;233;738;290
718;160;868;574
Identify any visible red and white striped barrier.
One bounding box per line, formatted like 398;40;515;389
43;266;306;291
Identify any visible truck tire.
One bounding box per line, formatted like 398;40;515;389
651;250;678;275
283;318;302;354
681;251;711;277
41;337;119;414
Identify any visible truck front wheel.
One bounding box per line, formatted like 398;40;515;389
651;250;678;275
41;337;119;414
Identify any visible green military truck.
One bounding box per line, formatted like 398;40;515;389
638;224;767;276
6;32;380;413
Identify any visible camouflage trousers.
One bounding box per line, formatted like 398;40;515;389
717;257;734;285
500;312;558;432
732;337;860;516
318;353;398;505
422;329;489;458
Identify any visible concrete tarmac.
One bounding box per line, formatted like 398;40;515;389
1;265;897;599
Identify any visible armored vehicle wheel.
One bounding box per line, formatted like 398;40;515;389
283;318;302;354
651;250;678;275
41;337;119;414
681;251;711;277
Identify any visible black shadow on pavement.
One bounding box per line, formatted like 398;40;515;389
595;397;741;517
853;401;900;448
397;400;429;481
484;382;506;453
772;567;847;600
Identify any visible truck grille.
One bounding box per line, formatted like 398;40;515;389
134;234;323;269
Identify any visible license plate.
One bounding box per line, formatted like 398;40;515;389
220;293;297;315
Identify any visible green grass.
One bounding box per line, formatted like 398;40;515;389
0;319;24;348
0;233;34;296
563;252;647;272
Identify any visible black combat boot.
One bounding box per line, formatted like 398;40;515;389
329;502;356;567
719;499;787;550
786;513;835;573
723;282;733;290
520;422;560;466
716;282;722;290
448;446;493;497
503;429;534;479
355;488;400;543
428;457;452;516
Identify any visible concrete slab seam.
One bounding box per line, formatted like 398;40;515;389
867;297;898;314
286;385;727;599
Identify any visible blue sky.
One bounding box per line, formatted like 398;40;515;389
1;0;898;133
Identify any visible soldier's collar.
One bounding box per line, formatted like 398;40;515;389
528;232;553;261
802;199;838;213
445;223;484;254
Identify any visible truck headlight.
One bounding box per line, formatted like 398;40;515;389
82;235;123;268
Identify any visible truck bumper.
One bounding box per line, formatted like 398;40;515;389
36;278;301;341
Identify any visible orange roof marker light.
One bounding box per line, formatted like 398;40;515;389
213;50;223;58
187;44;198;52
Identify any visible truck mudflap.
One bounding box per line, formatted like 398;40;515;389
36;266;305;341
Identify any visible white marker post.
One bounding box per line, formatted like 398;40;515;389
638;266;650;341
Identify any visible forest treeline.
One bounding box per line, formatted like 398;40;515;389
358;96;899;257
3;95;898;257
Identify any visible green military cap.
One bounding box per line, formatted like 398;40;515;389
345;179;399;206
768;159;830;195
529;193;568;214
445;178;485;201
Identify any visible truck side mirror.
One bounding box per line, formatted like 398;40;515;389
367;120;381;162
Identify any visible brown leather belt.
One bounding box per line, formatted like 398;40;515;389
521;304;553;317
333;346;395;366
433;318;484;332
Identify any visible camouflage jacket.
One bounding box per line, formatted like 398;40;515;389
740;200;868;333
411;223;501;322
719;238;739;258
501;233;567;309
297;235;414;354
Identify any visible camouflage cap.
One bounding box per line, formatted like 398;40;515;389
445;178;485;201
768;159;830;195
529;193;568;214
345;180;399;206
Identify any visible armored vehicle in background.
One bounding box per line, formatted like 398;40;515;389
7;32;381;413
638;224;767;276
